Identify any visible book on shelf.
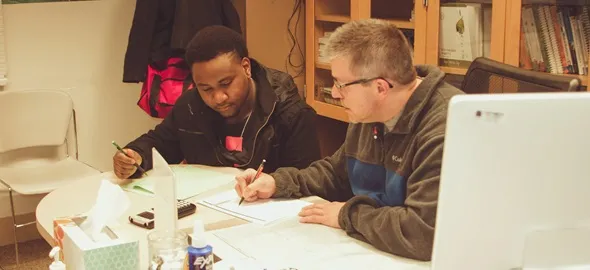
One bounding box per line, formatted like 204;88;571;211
320;87;341;106
520;5;590;76
318;32;332;64
438;3;492;69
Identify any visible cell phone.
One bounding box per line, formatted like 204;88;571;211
128;200;197;229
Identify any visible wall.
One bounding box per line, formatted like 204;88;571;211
0;0;308;244
244;0;347;158
0;0;158;224
244;0;306;94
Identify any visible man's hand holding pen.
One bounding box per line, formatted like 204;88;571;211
234;168;276;203
113;148;143;180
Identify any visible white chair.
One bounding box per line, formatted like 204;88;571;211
0;89;101;265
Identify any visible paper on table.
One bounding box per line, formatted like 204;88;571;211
213;258;283;270
121;166;236;200
208;218;431;270
198;190;310;225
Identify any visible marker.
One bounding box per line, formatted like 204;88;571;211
238;159;266;206
111;141;148;177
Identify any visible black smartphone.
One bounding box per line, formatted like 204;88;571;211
128;200;197;229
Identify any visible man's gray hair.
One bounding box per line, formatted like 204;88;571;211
325;18;416;86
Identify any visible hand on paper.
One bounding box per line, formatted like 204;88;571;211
234;168;276;202
113;148;142;180
298;202;345;229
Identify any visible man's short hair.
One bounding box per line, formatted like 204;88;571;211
185;25;248;65
325;19;416;86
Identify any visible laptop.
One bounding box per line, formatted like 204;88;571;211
431;92;590;270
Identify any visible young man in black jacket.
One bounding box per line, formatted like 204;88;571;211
114;26;321;180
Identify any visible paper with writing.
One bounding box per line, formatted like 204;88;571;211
198;190;310;225
208;218;431;270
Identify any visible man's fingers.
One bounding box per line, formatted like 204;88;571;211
115;152;137;165
299;215;324;224
114;162;136;173
244;180;267;197
236;169;257;184
114;160;136;170
123;148;136;157
245;190;258;202
301;203;324;211
234;183;243;197
114;163;135;179
235;177;248;197
242;186;258;201
298;208;324;217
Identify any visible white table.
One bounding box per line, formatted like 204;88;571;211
36;165;250;269
36;164;430;269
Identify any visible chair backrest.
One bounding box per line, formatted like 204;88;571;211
0;90;74;154
461;57;582;94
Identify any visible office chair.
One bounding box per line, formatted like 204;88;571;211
461;57;582;94
0;90;101;265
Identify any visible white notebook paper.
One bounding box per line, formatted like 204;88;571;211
207;218;431;270
198;190;310;225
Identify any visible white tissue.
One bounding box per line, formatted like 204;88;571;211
80;179;130;241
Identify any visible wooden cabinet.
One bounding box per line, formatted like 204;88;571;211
306;0;590;122
305;0;424;122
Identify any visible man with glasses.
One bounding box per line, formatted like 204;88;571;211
234;19;464;260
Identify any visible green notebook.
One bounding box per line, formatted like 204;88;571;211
122;166;236;200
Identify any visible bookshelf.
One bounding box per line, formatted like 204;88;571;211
425;0;507;77
306;0;590;123
504;0;590;87
305;0;423;122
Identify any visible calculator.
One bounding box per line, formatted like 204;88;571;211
128;200;197;229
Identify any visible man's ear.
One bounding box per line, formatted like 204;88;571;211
241;57;252;78
376;79;390;97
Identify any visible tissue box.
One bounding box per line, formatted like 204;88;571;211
53;216;140;270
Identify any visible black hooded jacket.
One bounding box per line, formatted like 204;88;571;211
125;59;322;176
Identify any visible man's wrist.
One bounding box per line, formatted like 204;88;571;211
269;172;288;198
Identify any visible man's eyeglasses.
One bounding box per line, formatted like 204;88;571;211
333;77;394;90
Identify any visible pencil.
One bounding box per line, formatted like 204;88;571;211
111;141;148;177
238;159;266;206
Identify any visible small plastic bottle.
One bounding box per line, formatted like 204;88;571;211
49;246;66;270
187;219;213;270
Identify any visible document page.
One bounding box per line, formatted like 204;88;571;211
122;166;236;200
198;190;310;225
208;218;431;270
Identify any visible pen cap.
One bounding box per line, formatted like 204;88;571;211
192;219;207;248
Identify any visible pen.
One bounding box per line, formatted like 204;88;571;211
238;159;266;206
111;141;148;176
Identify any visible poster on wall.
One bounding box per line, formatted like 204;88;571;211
5;0;95;4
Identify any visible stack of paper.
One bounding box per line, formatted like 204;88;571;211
121;166;236;200
198;190;310;225
207;218;431;270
